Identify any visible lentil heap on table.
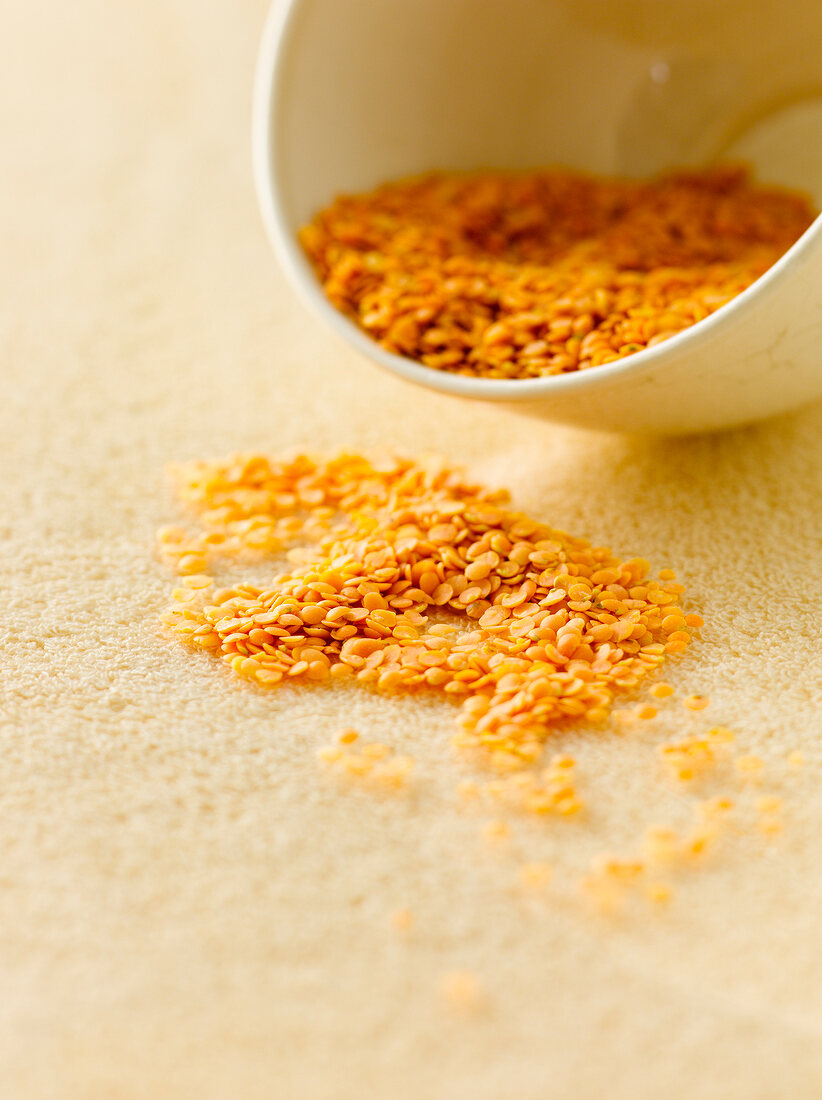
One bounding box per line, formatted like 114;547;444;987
160;452;698;770
300;166;815;378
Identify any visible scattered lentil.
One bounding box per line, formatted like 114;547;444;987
301;166;815;379
698;796;735;821
643;825;683;865
480;819;511;843
471;756;582;817
391;908;415;933
318;737;416;790
756;796;783;815
644;883;673;906
659;734;723;782
612;708;639;729
581;856;645;915
707;726;735;744
518;862;552;891
440;971;482;1013
736;754;765;782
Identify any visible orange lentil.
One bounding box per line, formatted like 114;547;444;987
391;908;414;933
481;819;511;843
440;972;482;1013
580;872;625;916
756;796;785;836
456;780;480;801
659;733;727;782
756;796;782;815
301;166;815;380
643;825;681;864
649;682;674;699
683;694;710;711
182;573;213;589
698;797;735;820
644;883;673;905
581;856;645;915
518;862;552;890
758;816;784;837
736;754;765;781
707;726;734;743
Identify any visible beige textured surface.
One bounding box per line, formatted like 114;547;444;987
3;2;822;1097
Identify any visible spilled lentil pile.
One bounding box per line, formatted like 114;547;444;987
159;452;800;916
159;452;698;772
300;165;815;378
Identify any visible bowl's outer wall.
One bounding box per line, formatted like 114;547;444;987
256;0;822;433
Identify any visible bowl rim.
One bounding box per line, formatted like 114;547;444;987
252;0;822;403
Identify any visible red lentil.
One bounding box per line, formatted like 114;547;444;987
391;908;414;933
440;971;482;1012
736;754;765;781
644;883;673;906
518;862;552;890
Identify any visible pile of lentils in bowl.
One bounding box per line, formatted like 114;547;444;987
300;165;815;379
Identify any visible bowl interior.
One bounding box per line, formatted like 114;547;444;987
266;0;822;233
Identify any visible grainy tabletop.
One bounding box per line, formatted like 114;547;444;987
3;2;822;1097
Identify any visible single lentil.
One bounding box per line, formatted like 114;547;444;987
707;726;734;743
644;882;673;906
480;819;511;843
736;754;765;782
756;796;783;815
318;736;416;790
391;908;414;933
440;971;482;1013
518;862;552;890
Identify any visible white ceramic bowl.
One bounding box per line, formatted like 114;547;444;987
253;0;822;434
